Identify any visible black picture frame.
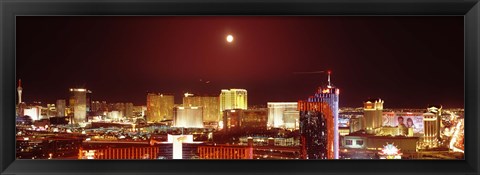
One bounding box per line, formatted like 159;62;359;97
1;0;479;175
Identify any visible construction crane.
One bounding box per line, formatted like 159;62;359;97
293;70;333;87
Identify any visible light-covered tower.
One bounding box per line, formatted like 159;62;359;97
146;93;175;122
298;70;340;159
219;89;248;114
17;79;23;104
183;93;220;123
423;105;442;148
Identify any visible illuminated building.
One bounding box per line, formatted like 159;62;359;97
86;90;92;113
422;113;439;147
23;106;41;121
238;136;300;146
349;116;365;133
69;88;90;124
146;93;174;122
183;93;220;122
342;132;419;158
220;89;247;116
173;106;204;128
125;103;134;118
421;105;442;148
223;109;268;132
106;102;133;118
110;103;125;116
91;101;108;113
16;80;26;117
363;98;383;134
427;105;442;141
151;134;202;159
46;104;56;118
267;102;299;129
198;145;253;159
133;105;147;118
17;79;22;104
284;110;300;130
79;146;160;159
298;71;339;159
56;99;66;117
107;111;122;121
339;127;350;136
377;126;401;136
242;109;268;130
17;103;27;117
168;135;194;159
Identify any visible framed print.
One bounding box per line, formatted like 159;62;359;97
1;0;479;175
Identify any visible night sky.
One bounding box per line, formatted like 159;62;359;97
16;16;464;108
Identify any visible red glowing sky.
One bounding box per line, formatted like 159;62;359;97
16;16;464;108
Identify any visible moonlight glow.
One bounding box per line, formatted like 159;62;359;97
226;35;234;43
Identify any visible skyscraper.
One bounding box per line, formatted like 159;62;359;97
183;93;220;123
423;105;442;147
363;98;384;134
422;113;438;147
69;88;88;124
56;99;66;117
125;103;134;118
17;79;22;104
428;105;442;141
219;89;247;114
146;93;174;122
298;71;339;159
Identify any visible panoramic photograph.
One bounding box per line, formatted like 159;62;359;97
15;16;464;160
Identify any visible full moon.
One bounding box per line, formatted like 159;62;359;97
226;35;234;43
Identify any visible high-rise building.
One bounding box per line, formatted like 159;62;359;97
422;113;438;147
146;93;174;122
298;71;339;159
69;88;88;124
17;79;23;104
428;105;442;141
56;99;66;117
219;89;247;115
173;106;203;128
267;102;298;129
363;98;384;134
86;90;92;113
125;103;134;118
46;104;56;118
422;105;442;147
223;109;268;132
183;93;220;123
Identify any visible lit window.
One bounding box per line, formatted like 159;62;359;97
356;140;364;145
346;140;353;145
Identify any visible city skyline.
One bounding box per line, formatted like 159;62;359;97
16;16;464;108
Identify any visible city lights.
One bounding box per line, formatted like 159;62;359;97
15;17;464;161
14;78;464;160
